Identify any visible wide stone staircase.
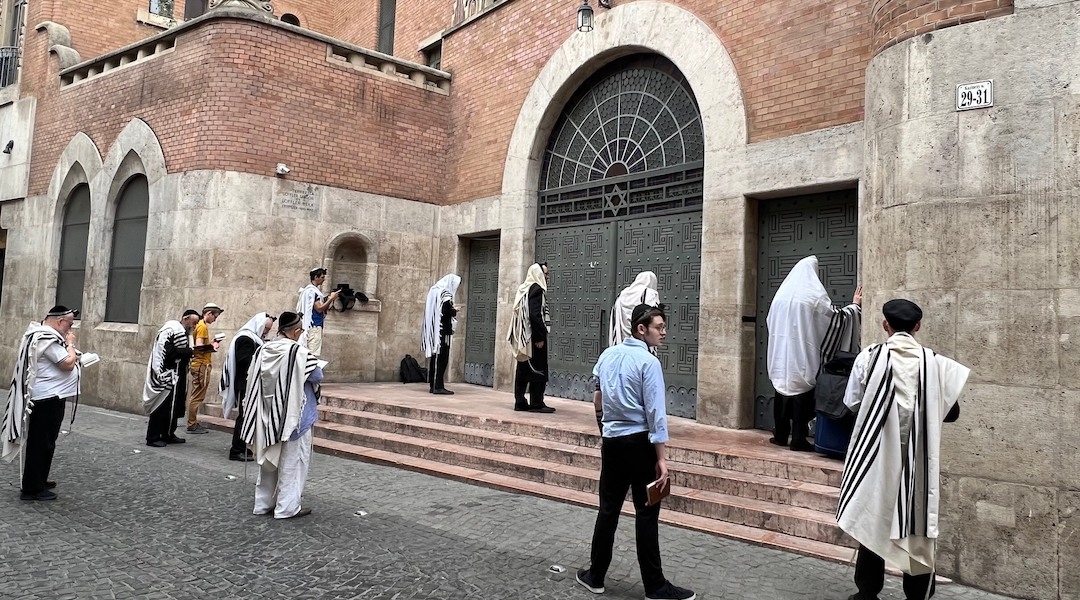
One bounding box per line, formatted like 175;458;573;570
203;382;856;563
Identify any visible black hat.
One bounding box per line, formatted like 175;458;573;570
278;311;302;330
883;299;923;333
309;267;327;279
631;303;665;329
182;309;201;319
46;305;78;318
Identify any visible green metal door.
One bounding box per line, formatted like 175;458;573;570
754;190;859;430
463;238;500;386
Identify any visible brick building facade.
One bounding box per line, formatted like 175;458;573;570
0;0;1075;597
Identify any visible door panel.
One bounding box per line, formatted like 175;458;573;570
463;238;500;386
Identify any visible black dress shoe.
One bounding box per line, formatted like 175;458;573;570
229;453;255;462
432;388;455;395
165;435;186;444
528;404;556;413
20;490;57;501
146;440;167;448
790;440;815;452
45;481;56;489
768;437;788;447
514;404;530;411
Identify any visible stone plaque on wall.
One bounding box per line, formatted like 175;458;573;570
273;182;322;219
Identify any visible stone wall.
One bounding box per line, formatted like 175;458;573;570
863;1;1080;597
0;97;34;202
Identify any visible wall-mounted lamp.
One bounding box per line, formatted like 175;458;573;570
1;140;12;154
577;0;594;33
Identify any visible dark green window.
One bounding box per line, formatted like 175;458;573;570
104;176;148;323
56;184;91;313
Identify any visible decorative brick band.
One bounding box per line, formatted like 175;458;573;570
872;0;1014;56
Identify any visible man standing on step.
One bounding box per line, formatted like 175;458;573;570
186;303;224;435
144;310;201;448
242;311;323;519
422;274;461;395
296;267;340;357
576;304;695;600
507;262;555;413
836;300;969;600
219;311;275;462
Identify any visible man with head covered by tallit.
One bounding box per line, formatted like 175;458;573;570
836;299;968;600
241;311;322;519
610;271;662;347
507;262;555;413
144;309;201;448
219;312;275;462
766;255;861;451
422;274;460;395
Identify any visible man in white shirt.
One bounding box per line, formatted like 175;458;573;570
1;305;82;501
296;267;340;357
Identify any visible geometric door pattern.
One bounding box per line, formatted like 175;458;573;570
753;190;859;430
464;238;500;386
535;212;701;418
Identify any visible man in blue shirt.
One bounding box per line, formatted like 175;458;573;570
576;305;695;600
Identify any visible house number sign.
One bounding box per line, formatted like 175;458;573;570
956;80;993;111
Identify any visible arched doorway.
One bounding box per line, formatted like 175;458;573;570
535;54;703;418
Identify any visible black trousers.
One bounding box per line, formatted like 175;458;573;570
428;338;450;391
588;432;666;594
513;359;547;408
772;389;816;446
855;545;936;600
22;397;67;494
230;405;247;456
146;390;182;443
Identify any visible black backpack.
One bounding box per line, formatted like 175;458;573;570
815;351;857;419
399;354;427;383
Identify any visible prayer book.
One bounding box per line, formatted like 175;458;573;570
316;360;329;371
645;478;670;506
78;352;100;368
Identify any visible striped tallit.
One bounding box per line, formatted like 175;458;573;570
507;264;549;361
142;320;190;415
240;337;317;468
1;323;68;462
836;333;970;575
609;271;661;347
219;312;269;418
421;275;460;358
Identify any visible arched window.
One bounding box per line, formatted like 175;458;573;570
105;175;149;323
281;13;300;26
56;183;90;312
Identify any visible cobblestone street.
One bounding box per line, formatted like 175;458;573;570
0;407;1014;600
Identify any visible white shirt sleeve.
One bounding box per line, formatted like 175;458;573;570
42;342;69;365
843;350;870;411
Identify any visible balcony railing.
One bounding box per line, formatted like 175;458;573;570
0;46;18;88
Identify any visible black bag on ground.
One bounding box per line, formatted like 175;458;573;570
815;351;857;419
399;354;427;383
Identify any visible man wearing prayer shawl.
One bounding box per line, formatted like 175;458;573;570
143;310;202;448
2;306;83;501
609;271;662;347
296;267;340;356
836;299;969;600
219;312;275;462
242;311;322;519
421;274;461;395
766;255;861;451
507;262;555;413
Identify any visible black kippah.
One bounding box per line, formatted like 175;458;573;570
883;299;923;332
46;305;76;317
182;309;200;318
278;311;302;330
631;303;664;328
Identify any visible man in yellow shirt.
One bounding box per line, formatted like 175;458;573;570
186;303;223;434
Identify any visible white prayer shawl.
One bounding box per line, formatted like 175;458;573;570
240;337;317;468
1;323;69;462
836;333;970;576
609;271;661;347
296;284;321;332
766;255;861;395
421;274;461;358
507;264;549;361
219;312;269;419
142;320;189;415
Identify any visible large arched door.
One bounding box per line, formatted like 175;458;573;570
535;55;703;418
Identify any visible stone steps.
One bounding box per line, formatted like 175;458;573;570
200;382;856;561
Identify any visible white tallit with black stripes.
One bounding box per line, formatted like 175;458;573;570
1;323;68;462
142;320;190;415
836;332;970;576
507;264;549;361
240;336;317;468
219;312;269;419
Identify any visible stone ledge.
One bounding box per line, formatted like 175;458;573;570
94;322;140;334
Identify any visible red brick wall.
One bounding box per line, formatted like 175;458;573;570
26;17;450;203
333;0;379;49
871;0;1013;55
440;0;874;203
393;1;452;64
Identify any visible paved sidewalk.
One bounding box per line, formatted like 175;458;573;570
0;406;1014;600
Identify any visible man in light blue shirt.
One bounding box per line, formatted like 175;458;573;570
576;305;695;600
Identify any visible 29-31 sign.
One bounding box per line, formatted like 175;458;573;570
956;81;993;111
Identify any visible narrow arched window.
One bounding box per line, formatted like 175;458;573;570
281;13;300;26
56;183;91;312
105;175;148;323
